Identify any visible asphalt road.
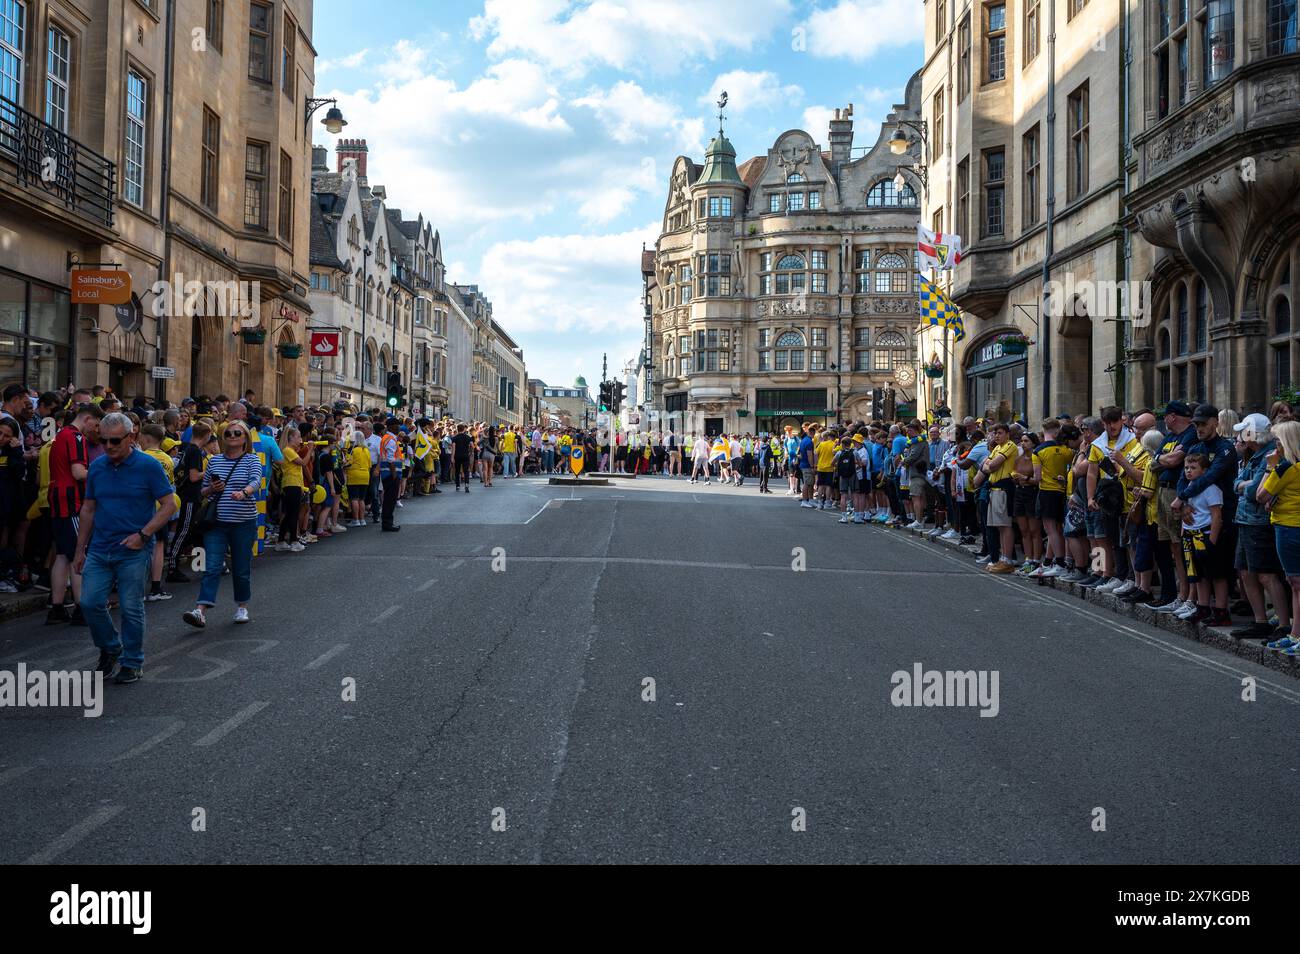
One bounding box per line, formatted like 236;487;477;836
2;474;1297;864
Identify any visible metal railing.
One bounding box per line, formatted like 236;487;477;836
0;94;116;229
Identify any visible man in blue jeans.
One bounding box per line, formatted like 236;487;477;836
73;413;176;684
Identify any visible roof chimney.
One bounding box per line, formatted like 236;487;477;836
829;103;854;166
336;138;369;183
312;145;328;174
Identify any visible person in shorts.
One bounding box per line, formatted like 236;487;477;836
1230;413;1290;638
1178;453;1229;625
980;422;1018;573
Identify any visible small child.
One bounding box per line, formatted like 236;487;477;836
1179;453;1228;625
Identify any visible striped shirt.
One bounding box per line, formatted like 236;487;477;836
202;453;264;524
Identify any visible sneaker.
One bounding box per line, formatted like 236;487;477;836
1095;578;1124;593
853;515;865;524
0;580;17;593
113;667;142;685
941;529;961;541
976;554;995;566
1041;565;1066;578
31;576;51;593
1111;581;1138;596
1174;602;1201;620
927;526;945;539
1230;621;1275;639
800;501;814;509
44;604;69;625
1018;561;1039;575
182;607;207;628
1147;597;1181;613
165;567;191;584
1208;608;1232;627
1120;588;1154;604
145;589;173;602
396;500;404;508
275;542;292;552
1027;564;1047;579
289;542;306;552
988;561;1017;574
331;523;348;533
233;607;250;624
302;533;318;544
1077;574;1104;587
69;606;87;626
95;649;119;675
1266;635;1297;651
839;514;851;524
1283;644;1300;657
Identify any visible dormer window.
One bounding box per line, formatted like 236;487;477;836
786;173;805;183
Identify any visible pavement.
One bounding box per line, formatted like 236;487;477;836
1;473;1297;864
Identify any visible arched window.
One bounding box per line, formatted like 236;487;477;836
1158;278;1211;406
875;252;910;294
866;179;919;207
772;330;806;372
363;343;375;386
1194;281;1208;352
1158;328;1170;361
1275;296;1291;336
1176;285;1188;355
763;254;805;295
874;330;910;371
776;255;805;270
786;172;805;183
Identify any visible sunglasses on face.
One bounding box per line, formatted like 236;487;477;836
103;435;129;446
226;430;247;438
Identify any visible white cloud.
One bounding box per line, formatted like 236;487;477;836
317;48;369;75
477;223;659;337
702;70;803;116
469;0;792;76
573;81;702;152
376;39;429;83
802;105;837;138
804;0;924;61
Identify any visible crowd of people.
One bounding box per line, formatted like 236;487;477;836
0;383;582;684
7;382;1299;685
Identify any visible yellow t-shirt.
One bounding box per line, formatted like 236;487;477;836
345;445;371;484
27;441;52;519
144;448;175;486
1139;455;1160;524
1087;433;1139;479
1120;444;1151;514
815;439;837;473
280;445;305;489
1262;464;1300;527
1032;441;1072;493
501;431;517;454
988;441;1018;484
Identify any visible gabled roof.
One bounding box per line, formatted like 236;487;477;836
309;202;345;270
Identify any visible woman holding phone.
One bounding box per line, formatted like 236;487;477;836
181;422;263;628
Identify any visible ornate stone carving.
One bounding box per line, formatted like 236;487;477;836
813;299;830;315
775;144;814;177
757;298;810;317
1254;73;1298;111
853;298;872;315
1146;93;1234;170
873;298;914;314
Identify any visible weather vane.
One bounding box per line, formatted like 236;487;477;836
716;91;728;134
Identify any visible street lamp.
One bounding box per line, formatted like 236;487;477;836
887;117;929;195
305;97;348;135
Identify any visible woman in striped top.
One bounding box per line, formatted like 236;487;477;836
182;422;264;628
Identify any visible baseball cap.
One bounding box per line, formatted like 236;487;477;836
1234;412;1270;437
1163;400;1194;417
1191;403;1219;423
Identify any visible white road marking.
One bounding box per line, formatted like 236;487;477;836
305;644;349;670
194;701;270;747
0;765;33;786
112;722;185;762
23;806;124;864
524;501;550;524
371;605;399;623
447;559;464;570
416;577;438;592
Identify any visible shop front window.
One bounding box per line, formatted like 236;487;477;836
0;271;72;390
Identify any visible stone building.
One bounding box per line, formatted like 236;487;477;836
1;0;323;404
921;0;1300;422
491;322;526;428
647;82;925;436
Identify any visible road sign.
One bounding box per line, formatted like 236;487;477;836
570;445;585;476
71;269;132;305
151;366;176;379
310;330;341;357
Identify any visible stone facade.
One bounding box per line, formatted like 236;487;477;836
648;83;925;436
922;0;1300;422
0;0;319;405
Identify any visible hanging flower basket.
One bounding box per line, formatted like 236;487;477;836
737;409;750;417
924;365;944;379
996;333;1031;355
277;343;303;359
240;329;267;345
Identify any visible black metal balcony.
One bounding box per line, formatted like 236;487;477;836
0;94;116;229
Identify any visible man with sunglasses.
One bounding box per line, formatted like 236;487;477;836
73;412;176;684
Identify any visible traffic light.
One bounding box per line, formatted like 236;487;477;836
598;380;612;412
871;387;883;422
386;368;406;409
611;381;626;414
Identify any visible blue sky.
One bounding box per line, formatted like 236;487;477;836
312;0;923;389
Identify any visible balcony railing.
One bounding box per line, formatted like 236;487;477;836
0;94;116;229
